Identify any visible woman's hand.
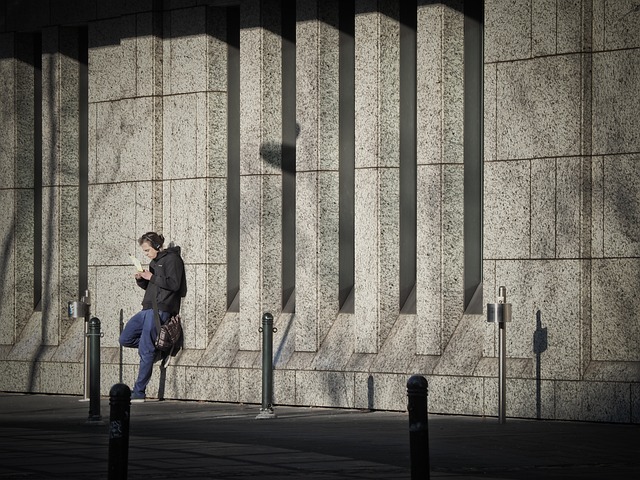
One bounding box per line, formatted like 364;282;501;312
135;270;153;281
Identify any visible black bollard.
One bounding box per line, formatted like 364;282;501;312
119;309;124;384
108;383;131;480
407;375;430;480
87;317;102;423
256;312;276;419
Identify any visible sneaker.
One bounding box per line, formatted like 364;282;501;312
131;395;145;403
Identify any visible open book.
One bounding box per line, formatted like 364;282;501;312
129;255;144;272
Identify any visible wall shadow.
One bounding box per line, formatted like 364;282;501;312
533;310;548;419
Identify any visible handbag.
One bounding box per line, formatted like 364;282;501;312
151;285;183;356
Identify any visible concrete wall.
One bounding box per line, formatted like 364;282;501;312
0;0;638;423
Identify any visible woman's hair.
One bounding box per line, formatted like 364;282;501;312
138;232;165;250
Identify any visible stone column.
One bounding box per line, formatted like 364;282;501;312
354;0;400;353
0;33;17;345
295;0;340;351
161;6;228;349
41;27;84;344
415;2;465;355
88;13;157;348
239;0;283;351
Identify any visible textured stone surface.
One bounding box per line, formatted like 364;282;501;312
593;50;640;154
354;372;406;411
417;3;442;165
483;377;555;419
15;191;35;337
495;260;582;380
187;366;240;402
89;16;136;102
531;158;556;258
238;0;282;351
601;0;640;50
163;178;208;265
496;55;581;160
416;165;442;355
532;0;556;56
163;93;207;180
95;98;155;183
353;5;401;354
603;155;640;256
0;35;15;190
592;259;640;362
295;370;355;408
164;7;208;95
556;157;583;258
555;381;631;423
428;375;484;415
485;0;531;63
0;191;16;345
484;160;530;259
295;2;340;352
88;182;137;266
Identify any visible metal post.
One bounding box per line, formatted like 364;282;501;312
498;319;506;424
256;312;277;419
407;375;430;480
108;383;131;480
87;317;103;423
82;290;91;400
487;286;511;424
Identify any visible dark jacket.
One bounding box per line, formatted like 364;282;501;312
137;246;187;314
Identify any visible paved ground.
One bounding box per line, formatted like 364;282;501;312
0;392;638;479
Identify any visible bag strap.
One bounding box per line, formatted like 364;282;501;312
150;283;162;344
151;283;176;365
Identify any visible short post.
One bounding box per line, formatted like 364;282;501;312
83;290;92;400
487;286;512;424
407;375;430;480
87;317;103;423
119;309;124;384
68;290;90;401
108;383;131;480
256;312;277;419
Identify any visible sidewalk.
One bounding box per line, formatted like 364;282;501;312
0;392;638;479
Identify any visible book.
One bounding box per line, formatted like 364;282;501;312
129;255;144;272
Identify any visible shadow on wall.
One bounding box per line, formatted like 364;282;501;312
533;310;548;419
27;53;61;392
259;123;299;174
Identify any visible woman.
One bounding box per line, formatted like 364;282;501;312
119;232;187;402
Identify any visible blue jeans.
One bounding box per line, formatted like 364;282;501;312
119;309;170;398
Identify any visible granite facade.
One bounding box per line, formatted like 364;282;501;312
0;0;638;424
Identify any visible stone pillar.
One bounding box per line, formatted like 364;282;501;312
0;33;17;345
354;0;400;353
295;0;340;351
415;2;465;355
161;6;228;349
239;0;283;351
88;13;157;347
41;26;84;344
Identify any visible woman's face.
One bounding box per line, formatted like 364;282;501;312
141;241;158;260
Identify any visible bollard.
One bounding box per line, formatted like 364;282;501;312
119;309;124;384
83;290;92;400
256;312;277;419
407;375;430;480
487;286;512;424
68;290;90;401
108;383;131;480
87;317;103;423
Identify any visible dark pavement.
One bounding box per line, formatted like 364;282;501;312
0;392;638;479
